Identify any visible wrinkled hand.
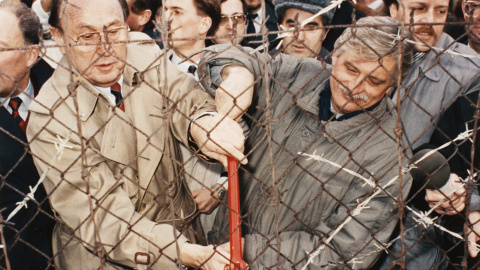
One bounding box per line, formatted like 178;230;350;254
425;173;465;215
190;114;247;167
467;211;480;257
217;65;254;121
180;243;230;270
193;188;220;214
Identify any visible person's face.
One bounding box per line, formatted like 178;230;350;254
463;0;480;46
126;0;150;32
280;8;325;59
0;9;38;98
52;0;128;88
245;0;261;13
213;0;246;44
165;0;211;50
389;0;449;52
330;50;396;114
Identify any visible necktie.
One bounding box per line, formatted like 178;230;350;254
246;13;258;34
9;97;27;132
187;65;197;75
110;83;124;111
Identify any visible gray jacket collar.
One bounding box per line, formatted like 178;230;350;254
297;81;390;142
413;33;480;82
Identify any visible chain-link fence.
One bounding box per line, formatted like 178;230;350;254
1;0;480;269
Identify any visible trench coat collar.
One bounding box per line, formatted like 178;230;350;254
50;57;115;121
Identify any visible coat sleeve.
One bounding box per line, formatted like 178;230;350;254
243;141;412;269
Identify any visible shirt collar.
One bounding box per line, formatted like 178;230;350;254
94;75;124;106
317;79;382;122
170;52;199;80
0;79;34;109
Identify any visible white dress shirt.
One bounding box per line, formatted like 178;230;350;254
246;7;263;34
94;75;124;107
0;80;34;121
170;52;199;81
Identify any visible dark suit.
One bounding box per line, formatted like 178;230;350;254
323;1;365;52
0;58;55;270
244;0;279;51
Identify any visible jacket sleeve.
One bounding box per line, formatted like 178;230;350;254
199;45;331;117
243;141;412;269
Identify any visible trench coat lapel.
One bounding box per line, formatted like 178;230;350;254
51;57;138;170
123;65;166;202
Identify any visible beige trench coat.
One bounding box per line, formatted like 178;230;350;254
27;32;215;269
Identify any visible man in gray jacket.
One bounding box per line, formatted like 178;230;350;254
199;16;413;269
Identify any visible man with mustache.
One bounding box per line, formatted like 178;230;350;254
199;16;414;269
381;0;480;267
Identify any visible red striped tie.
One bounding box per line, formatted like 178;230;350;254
110;83;124;111
8;97;27;133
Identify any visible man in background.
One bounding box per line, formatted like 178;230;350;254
213;0;246;45
0;1;55;269
244;0;278;49
273;0;335;62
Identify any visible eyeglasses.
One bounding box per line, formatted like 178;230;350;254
69;25;129;52
464;1;480;18
219;14;246;25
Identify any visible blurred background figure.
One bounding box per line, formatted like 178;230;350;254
0;1;55;269
273;0;335;62
213;0;246;44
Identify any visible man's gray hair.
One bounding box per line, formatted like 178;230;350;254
334;16;413;84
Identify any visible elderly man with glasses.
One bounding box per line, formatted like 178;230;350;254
26;0;247;269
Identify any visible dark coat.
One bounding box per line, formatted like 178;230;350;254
244;0;279;51
323;1;366;52
0;58;55;270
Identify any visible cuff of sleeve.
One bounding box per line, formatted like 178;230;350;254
187;112;218;162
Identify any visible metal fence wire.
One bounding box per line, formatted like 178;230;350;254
2;0;480;269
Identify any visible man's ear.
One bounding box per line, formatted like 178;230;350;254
139;9;153;28
199;16;212;36
26;47;40;68
332;53;337;67
389;4;399;19
50;26;66;55
385;85;394;95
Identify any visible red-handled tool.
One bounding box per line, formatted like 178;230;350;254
226;156;247;270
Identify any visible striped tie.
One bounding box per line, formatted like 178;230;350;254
110;83;124;111
8;97;27;133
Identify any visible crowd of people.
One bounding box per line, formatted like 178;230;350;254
1;0;480;269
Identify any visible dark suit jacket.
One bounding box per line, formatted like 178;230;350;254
0;58;55;270
244;0;279;51
323;1;366;52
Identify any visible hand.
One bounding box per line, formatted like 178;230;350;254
180;243;230;270
193;188;221;214
190;114;247;167
219;238;245;257
467;211;480;257
425;173;465;215
217;65;254;121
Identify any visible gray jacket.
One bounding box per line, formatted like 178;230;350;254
200;46;412;269
395;33;480;150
